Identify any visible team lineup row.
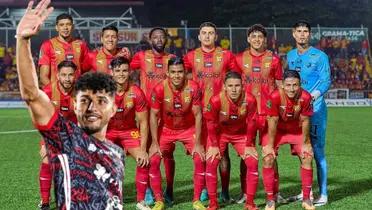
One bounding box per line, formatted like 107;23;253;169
15;1;330;210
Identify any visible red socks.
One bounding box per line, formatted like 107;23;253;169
244;157;258;206
262;167;275;201
240;159;247;194
163;155;175;196
205;158;219;208
39;163;52;204
193;154;206;201
136;165;150;201
301;167;313;200
149;154;163;201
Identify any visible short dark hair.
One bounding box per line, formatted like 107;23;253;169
168;56;184;68
102;25;119;35
110;56;130;69
283;70;301;81
199;22;217;32
57;60;77;72
149;27;167;38
74;72;116;96
247;24;267;37
56;13;73;24
292;20;311;31
224;70;242;82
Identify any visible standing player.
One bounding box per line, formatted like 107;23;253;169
38;13;89;87
149;57;206;210
130;27;174;205
38;60;78;210
184;22;236;202
106;57;151;210
261;70;315;210
84;25;130;74
235;24;283;204
17;1;125;209
204;71;258;210
287;20;331;206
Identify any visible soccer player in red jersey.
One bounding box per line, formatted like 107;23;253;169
84;25;130;74
205;71;258;210
149;57;205;210
234;24;283;204
38;60;77;210
262;70;315;210
38;13;89;87
106;57;151;210
17;1;125;209
130;27;174;101
183;22;236;202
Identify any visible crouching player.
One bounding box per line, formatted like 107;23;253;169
149;57;206;210
261;70;315;210
204;71;258;210
105;57;151;210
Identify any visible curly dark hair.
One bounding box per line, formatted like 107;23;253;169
74;72;116;96
247;24;267;37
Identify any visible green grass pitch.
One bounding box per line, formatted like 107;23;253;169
0;107;372;209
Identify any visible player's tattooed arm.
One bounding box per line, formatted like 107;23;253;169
149;108;162;157
16;0;55;126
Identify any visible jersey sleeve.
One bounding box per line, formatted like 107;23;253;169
80;41;91;73
234;53;244;73
150;85;163;110
38;41;51;66
301;93;313;117
225;50;237;70
134;87;148;112
272;55;283;80
314;53;331;97
245;94;257;146
130;52;142;70
183;52;193;72
205;97;220;146
267;92;280;117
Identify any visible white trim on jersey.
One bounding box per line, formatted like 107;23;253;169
58;154;71;210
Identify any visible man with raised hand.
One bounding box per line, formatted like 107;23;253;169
16;1;124;209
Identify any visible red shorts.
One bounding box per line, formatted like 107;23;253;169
206;134;248;156
261;131;303;156
256;114;267;144
159;126;196;155
106;129;141;150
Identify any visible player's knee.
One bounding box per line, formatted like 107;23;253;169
244;156;258;170
42;156;49;163
263;155;275;168
301;156;313;167
150;154;162;166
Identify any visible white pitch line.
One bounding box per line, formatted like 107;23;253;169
0;129;37;135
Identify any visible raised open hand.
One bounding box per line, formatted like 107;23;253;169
16;0;54;39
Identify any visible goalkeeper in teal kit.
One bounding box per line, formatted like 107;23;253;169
287;20;331;206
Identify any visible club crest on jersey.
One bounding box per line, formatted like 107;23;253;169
126;101;133;108
155;63;163;68
294;105;301;112
253;67;261;72
196;58;201;63
240;108;246;115
217;56;222;62
264;62;271;68
204;62;213;67
184;96;191;103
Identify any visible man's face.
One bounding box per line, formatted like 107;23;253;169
150;29;166;53
112;64;130;85
101;30;118;52
248;31;266;51
283;77;301;99
198;26;217;48
224;78;242;101
167;64;185;88
57;67;75;90
74;90;116;135
56;19;73;39
292;26;311;46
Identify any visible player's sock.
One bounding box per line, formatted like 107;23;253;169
136;165;149;201
244;156;258;206
163;156;175;196
205;158;219;207
193;154;206;201
240;159;247;194
301;167;313;200
39;163;52;204
219;157;230;194
149;154;163;201
262;167;275;201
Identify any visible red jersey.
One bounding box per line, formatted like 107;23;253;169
43;82;76;123
183;47;236;107
38;37;89;84
151;79;201;130
84;47;123;75
107;85;147;131
267;89;313;134
130;50;174;100
205;90;257;146
235;49;283;115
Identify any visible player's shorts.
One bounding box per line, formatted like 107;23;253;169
261;131;303;156
159;126;195;156
256;114;267;144
218;134;247;157
106;129;141;150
